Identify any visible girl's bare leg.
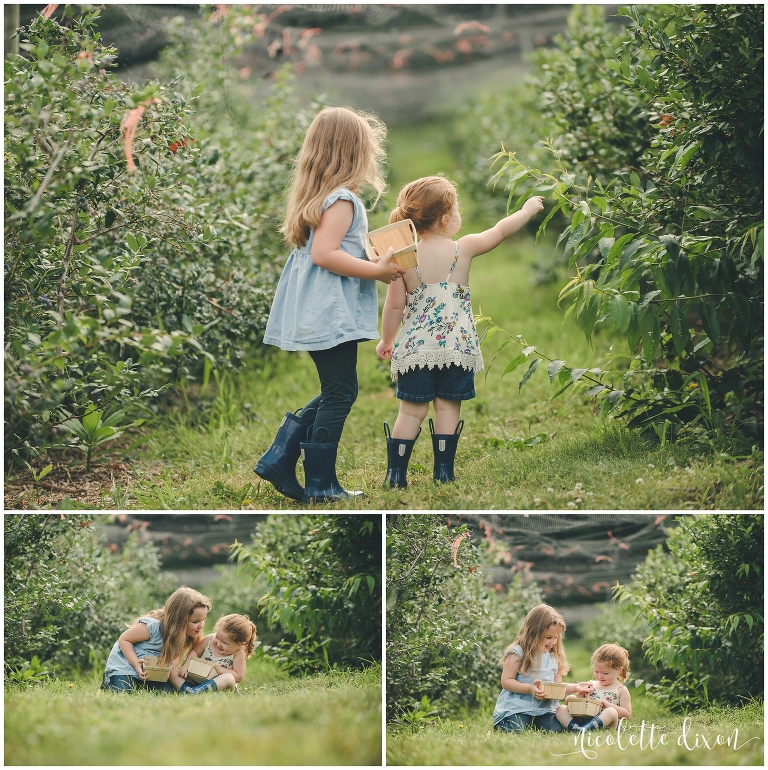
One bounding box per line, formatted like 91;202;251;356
392;400;429;440
597;706;618;728
433;397;461;434
555;704;572;729
168;670;186;691
213;672;237;692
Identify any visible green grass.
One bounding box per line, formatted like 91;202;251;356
117;120;762;510
5;661;382;765
386;639;764;766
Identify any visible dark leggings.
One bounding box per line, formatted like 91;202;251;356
298;340;359;444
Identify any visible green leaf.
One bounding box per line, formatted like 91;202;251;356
548;381;573;402
501;353;526;378
565;221;588;254
366;575;375;594
519;358;542;392
626;302;641;352
125;233;140;252
641;309;661;363
570;368;587;383
581;295;600;343
609;294;631;335
190;82;206;98
607;233;635;265
698;372;711;416
673;141;701;171
669;304;690;357
548;360;566;383
698;301;719;349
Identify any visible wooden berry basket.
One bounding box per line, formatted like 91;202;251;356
365;220;419;270
186;657;222;684
567;698;603;716
540;681;567;700
142;656;172;682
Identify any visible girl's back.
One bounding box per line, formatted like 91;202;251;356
403;238;472;290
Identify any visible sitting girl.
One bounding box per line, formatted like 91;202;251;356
556;643;632;732
493;603;592;733
101;586;211;693
171;613;257;695
376;175;543;486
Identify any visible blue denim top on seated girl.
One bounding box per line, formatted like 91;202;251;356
103;617;164;679
263;187;379;351
492;643;561;726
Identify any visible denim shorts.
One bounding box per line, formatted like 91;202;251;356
397;364;475;403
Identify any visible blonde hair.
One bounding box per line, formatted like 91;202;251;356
592;643;630;682
500;603;570;677
282;106;387;247
389;175;457;235
214;613;258;659
131;586;211;667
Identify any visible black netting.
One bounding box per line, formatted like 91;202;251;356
446;513;678;603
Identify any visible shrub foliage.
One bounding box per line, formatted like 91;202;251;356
4;7;316;468
230;514;381;673
4;515;178;675
482;4;763;449
616;513;763;710
386;514;544;719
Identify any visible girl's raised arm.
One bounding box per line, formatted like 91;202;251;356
459;197;544;259
311;201;404;284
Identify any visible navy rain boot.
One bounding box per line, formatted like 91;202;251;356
301;427;365;503
430;418;464;483
254;408;315;501
383;422;421;489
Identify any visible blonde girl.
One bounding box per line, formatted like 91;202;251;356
101;586;211;693
556;643;632;732
171;613;258;695
376;176;543;487
257;106;405;502
492;603;592;733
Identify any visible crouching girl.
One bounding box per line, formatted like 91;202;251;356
171;613;257;695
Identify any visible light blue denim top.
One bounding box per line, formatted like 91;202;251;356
263;187;379;351
492;643;561;725
103;617;163;679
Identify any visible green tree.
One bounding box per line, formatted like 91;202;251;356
489;4;763;448
230;514;381;673
386;514;543;719
616;514;763;710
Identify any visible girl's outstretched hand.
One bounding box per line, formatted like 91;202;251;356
374;247;406;284
576;681;594;695
523;196;545;218
376;340;393;360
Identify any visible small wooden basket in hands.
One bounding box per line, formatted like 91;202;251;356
142;656;172;682
567;698;603;716
186;657;222;684
365;220;419;270
540;681;567;700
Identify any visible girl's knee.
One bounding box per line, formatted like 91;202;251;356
217;672;236;691
400;400;429;419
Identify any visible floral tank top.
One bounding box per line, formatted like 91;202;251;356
201;636;235;669
390;242;484;379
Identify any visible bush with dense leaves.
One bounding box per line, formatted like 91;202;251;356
616;513;763;710
4;7;317;467
5;515;178;675
475;5;763;450
386;514;544;719
230;514;381;674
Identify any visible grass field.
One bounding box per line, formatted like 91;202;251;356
386;638;764;766
4;659;381;765
8;121;762;509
